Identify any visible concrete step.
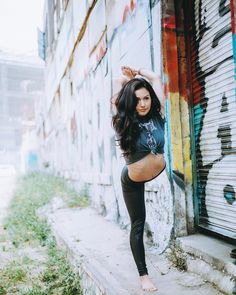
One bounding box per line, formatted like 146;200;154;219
179;234;236;295
39;200;224;295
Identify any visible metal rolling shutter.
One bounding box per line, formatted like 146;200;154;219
189;0;236;238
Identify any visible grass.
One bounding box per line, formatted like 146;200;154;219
62;185;89;208
5;172;89;245
0;260;27;292
0;172;88;294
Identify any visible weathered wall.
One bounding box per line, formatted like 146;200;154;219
162;0;191;238
38;0;195;251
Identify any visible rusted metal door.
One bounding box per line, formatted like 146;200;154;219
188;0;236;238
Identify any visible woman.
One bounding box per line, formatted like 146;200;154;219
112;66;166;292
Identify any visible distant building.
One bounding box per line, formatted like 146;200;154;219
0;52;44;171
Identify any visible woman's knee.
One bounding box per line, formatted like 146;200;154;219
131;216;145;230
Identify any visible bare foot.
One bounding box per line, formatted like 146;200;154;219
140;275;158;292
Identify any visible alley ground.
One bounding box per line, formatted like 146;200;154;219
0;170;228;295
42;199;227;295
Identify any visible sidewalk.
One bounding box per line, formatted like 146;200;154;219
40;200;224;295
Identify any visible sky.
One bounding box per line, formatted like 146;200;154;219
0;0;45;56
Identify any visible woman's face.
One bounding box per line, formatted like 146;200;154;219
135;87;152;116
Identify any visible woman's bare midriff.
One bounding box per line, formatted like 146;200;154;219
128;153;166;182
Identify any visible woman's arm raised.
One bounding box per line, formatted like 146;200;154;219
120;66;165;117
111;66;135;110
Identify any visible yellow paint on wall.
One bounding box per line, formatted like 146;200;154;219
169;92;184;174
183;137;192;183
180;96;192;184
168;93;193;184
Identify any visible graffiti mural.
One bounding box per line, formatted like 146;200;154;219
191;0;236;236
40;0;182;251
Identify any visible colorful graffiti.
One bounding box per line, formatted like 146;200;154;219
191;0;236;236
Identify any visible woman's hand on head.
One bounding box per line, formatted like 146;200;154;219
121;66;139;79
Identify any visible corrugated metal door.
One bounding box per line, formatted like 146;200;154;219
189;0;236;238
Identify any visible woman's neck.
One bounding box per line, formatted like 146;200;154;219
138;113;151;123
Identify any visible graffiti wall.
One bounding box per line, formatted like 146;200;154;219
39;0;176;251
162;0;191;237
190;0;236;237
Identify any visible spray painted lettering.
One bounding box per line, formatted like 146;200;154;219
193;0;236;235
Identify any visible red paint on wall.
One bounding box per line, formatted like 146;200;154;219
163;15;176;30
122;1;136;24
162;16;179;94
122;5;129;24
191;61;201;106
175;5;190;102
162;4;199;104
96;40;106;63
130;0;136;12
230;0;236;35
178;37;188;100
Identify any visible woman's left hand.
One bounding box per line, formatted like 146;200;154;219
121;66;138;79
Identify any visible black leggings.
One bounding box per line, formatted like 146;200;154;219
121;165;165;276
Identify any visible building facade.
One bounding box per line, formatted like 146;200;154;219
0;52;44;172
38;0;236;251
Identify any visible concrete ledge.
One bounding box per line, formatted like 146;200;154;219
179;234;236;294
44;207;130;295
39;201;224;295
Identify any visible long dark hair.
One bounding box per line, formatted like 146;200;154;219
112;78;163;157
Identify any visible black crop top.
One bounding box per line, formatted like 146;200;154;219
124;117;165;165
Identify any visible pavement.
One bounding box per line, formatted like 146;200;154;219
39;198;225;295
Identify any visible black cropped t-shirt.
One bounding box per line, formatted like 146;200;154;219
124;116;165;165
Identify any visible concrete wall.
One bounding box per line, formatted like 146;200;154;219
38;0;193;252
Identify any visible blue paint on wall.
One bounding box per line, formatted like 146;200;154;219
233;34;236;64
193;103;204;140
28;151;38;171
164;99;173;178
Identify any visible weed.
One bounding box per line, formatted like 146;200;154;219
63;185;90;208
39;238;82;294
0;260;26;291
166;240;187;271
21;286;48;295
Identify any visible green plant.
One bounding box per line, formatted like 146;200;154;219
0;260;26;291
63;185;90;208
40;240;82;294
0;285;7;295
166;240;187;271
